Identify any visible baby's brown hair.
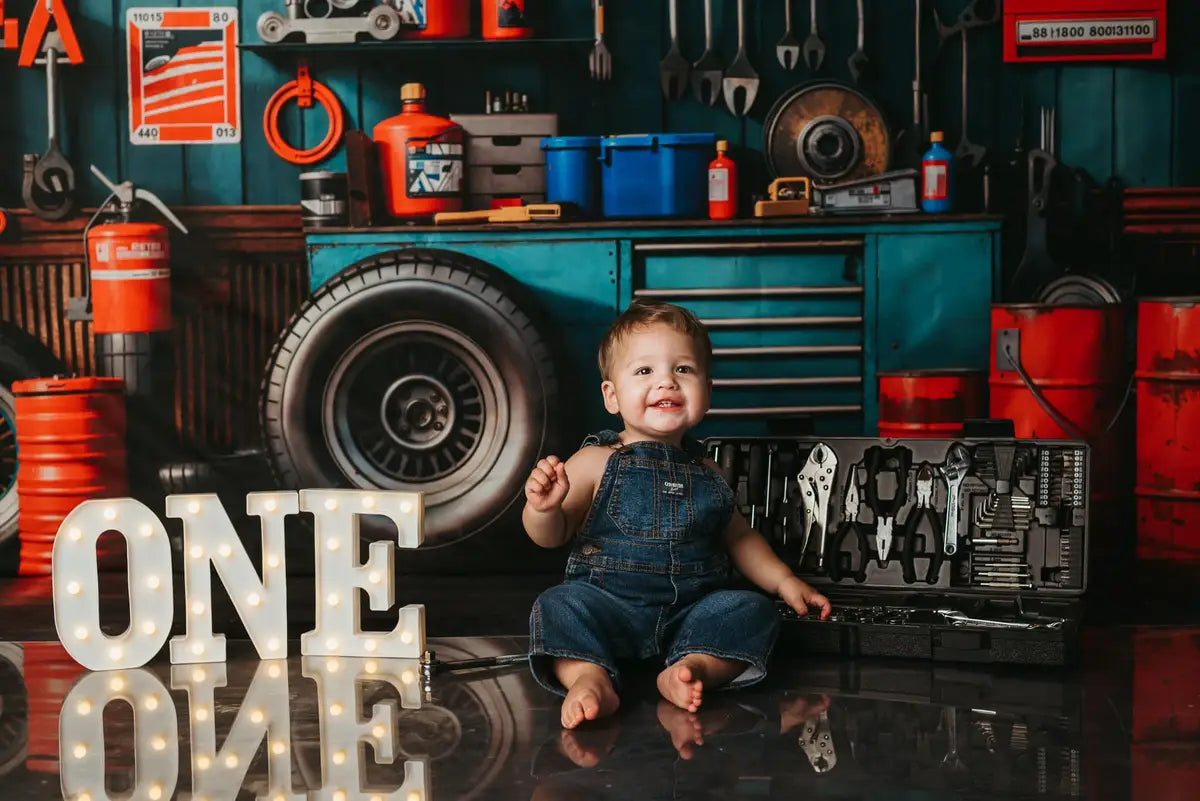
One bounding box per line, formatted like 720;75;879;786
597;300;712;381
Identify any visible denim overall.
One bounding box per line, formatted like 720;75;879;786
529;431;780;696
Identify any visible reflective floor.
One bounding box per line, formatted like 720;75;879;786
0;575;1194;801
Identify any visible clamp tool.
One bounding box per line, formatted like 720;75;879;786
796;443;837;560
826;464;871;582
901;463;944;585
863;445;911;565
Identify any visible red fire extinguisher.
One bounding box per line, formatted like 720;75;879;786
83;167;188;336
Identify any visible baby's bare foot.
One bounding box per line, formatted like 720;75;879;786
657;659;704;712
561;672;620;729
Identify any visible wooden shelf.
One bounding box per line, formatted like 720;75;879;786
238;37;592;56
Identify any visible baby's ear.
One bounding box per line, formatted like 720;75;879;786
601;380;620;414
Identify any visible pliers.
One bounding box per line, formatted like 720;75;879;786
826;465;871;583
863;445;911;565
901;463;945;585
796;442;838;558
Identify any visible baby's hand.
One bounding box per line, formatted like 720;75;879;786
525;456;570;512
778;576;832;621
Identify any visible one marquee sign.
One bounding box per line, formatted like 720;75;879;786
52;489;427;671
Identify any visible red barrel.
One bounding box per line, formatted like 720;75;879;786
1135;297;1200;561
481;0;533;39
878;369;986;439
86;222;173;334
399;0;469;38
373;83;464;219
988;304;1128;498
14;377;127;576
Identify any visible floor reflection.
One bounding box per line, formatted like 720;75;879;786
0;628;1196;800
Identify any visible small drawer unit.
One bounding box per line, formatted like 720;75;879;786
450;113;557;210
631;235;868;435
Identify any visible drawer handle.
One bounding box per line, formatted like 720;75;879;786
712;345;861;357
490;136;523;147
712;376;861;388
635;286;862;299
701;315;862;328
633;239;863;253
707;404;863;418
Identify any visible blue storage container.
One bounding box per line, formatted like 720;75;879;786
541;136;602;218
599;133;717;219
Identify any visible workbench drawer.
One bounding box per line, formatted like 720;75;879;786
631;237;866;434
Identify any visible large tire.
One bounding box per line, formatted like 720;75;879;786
0;323;66;549
260;249;561;549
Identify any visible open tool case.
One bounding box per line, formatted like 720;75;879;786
702;437;1090;666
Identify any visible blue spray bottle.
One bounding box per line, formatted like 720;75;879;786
921;131;954;213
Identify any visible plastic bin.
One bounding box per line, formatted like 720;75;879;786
542;136;601;218
599;133;716;219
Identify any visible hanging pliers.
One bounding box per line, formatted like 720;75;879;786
826;464;871;583
901;463;945;585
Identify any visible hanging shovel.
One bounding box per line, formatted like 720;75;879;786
659;0;689;100
723;0;759;116
691;0;722;106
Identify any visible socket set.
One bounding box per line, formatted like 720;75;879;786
704;436;1090;665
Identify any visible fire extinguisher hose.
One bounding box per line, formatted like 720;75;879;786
263;77;344;165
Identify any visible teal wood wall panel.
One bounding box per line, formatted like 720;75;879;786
3;0;1200;209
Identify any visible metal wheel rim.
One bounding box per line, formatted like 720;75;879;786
0;383;17;543
323;321;508;493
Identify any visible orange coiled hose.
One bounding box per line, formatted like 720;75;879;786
262;74;344;165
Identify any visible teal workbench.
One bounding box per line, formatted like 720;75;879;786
304;214;1003;440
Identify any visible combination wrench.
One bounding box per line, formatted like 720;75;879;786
802;0;825;70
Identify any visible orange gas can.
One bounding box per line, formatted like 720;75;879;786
399;0;470;38
86;222;172;334
373;83;465;219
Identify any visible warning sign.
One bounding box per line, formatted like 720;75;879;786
127;7;240;145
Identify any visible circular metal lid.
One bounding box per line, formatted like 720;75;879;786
1036;274;1123;306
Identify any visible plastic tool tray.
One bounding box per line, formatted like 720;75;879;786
702;437;1089;666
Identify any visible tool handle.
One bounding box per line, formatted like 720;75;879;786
434;209;497;224
595;0;604;38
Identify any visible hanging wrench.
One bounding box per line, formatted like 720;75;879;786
940;443;971;556
796;443;837;557
23;34;76;220
847;0;868;83
934;0;1000;48
777;0;801;71
955;28;986;169
802;0;825;70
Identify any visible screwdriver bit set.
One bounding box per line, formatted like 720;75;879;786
703;436;1091;665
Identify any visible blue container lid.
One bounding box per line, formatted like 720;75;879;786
600;132;717;150
541;135;602;150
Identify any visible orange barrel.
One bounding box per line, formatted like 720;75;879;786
22;642;86;775
481;0;533;39
13;377;127;576
877;369;986;439
373;83;464;219
988;304;1128;499
1135;297;1200;562
399;0;469;38
86;221;172;334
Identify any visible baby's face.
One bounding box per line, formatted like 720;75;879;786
601;323;711;441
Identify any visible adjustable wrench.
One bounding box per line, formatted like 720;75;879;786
940;443;970;556
797;443;837;557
